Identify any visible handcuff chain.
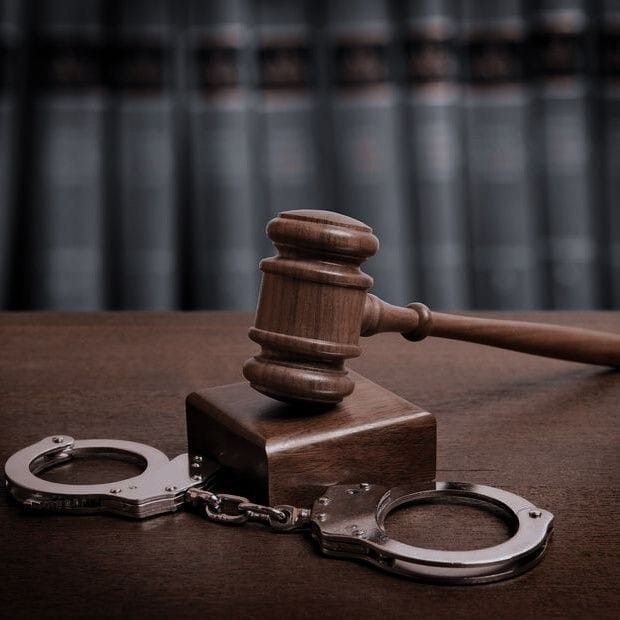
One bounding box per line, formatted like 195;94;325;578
185;487;311;532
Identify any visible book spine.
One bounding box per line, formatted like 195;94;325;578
601;0;620;307
255;0;323;237
461;0;540;309
187;0;259;310
29;0;105;309
326;0;411;305
403;0;469;310
111;0;177;309
0;0;24;307
532;0;599;309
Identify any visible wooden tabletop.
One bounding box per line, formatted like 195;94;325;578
0;312;618;618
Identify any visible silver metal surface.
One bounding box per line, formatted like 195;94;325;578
185;487;311;531
310;481;554;585
5;436;554;584
4;436;218;518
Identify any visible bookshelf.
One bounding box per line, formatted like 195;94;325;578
0;0;616;311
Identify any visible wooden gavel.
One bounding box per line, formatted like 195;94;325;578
243;210;620;405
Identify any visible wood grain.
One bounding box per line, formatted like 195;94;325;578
243;210;379;404
364;295;620;368
244;209;620;405
0;311;618;618
186;371;436;506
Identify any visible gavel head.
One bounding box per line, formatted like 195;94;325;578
242;209;379;405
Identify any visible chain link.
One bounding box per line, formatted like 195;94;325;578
185;487;311;532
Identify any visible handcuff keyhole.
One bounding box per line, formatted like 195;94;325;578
384;499;516;551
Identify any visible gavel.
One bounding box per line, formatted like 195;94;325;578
243;210;620;405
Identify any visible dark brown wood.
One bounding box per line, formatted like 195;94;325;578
244;209;620;405
363;294;620;367
1;312;619;617
243;209;379;404
186;371;436;506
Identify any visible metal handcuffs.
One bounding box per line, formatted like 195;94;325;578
5;435;554;585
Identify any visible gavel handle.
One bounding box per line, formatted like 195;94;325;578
361;294;620;367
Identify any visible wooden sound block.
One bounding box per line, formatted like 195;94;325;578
186;371;436;506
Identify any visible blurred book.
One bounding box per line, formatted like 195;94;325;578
29;0;105;309
187;0;259;309
532;0;599;308
110;0;177;309
0;0;25;307
326;0;411;305
461;0;541;309
601;0;620;307
0;0;616;312
255;0;324;239
403;0;469;309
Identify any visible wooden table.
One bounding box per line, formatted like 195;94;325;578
0;312;618;618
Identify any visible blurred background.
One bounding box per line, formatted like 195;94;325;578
0;0;618;311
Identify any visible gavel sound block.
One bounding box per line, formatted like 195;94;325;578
187;209;619;505
186;372;435;506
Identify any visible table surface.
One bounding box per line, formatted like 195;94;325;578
0;312;618;618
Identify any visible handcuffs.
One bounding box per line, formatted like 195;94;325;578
5;435;554;585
